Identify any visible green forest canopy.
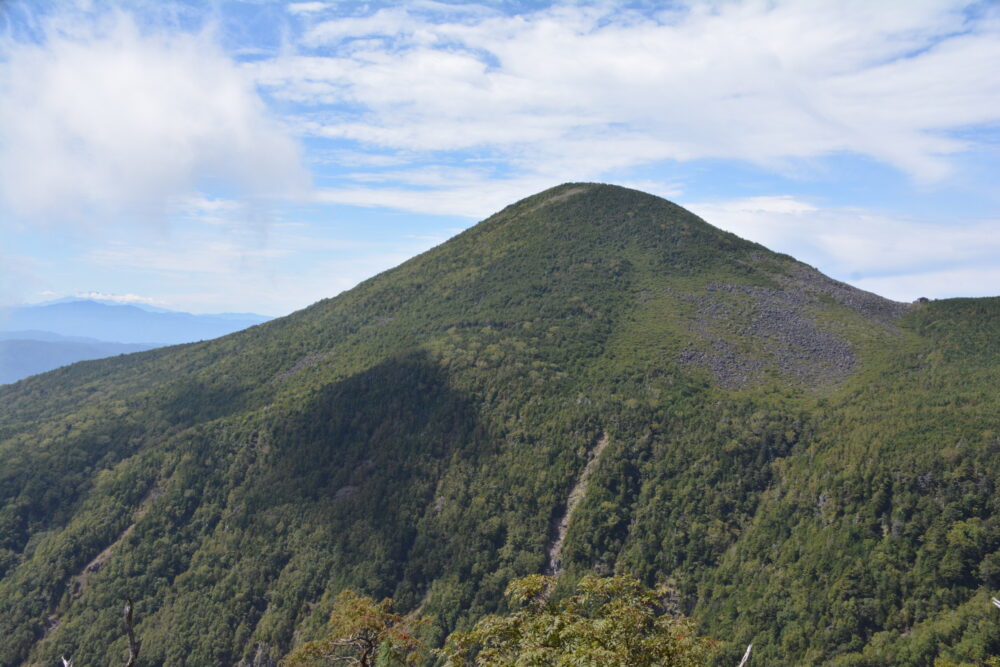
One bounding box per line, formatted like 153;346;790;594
0;185;997;666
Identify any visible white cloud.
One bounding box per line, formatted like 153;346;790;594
253;0;1000;186
72;291;166;306
0;9;308;224
288;2;332;15
0;253;43;307
853;266;1000;302
314;171;683;219
314;174;567;218
85;227;442;314
687;195;1000;300
4;1;997;315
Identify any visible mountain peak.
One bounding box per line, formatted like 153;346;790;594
294;182;905;392
0;184;992;667
450;181;763;277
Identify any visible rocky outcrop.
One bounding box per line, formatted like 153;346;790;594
678;264;911;389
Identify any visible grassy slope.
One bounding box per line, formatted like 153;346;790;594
0;184;995;665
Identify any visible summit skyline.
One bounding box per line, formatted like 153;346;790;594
2;0;998;315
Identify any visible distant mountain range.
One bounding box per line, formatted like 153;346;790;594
0;299;272;383
0;334;157;385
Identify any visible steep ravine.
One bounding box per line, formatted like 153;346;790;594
546;433;609;577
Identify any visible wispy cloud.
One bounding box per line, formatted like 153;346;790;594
853;266;1000;302
0;253;44;307
85;230;443;314
72;291;167;307
254;0;1000;205
2;1;997;314
76;192;450;313
314;176;559;218
0;8;307;224
287;2;331;15
687;195;1000;300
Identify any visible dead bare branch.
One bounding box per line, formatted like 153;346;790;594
124;598;141;667
737;643;752;667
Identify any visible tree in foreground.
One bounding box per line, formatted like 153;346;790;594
282;590;426;666
438;574;713;666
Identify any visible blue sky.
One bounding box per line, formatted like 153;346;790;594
1;0;998;315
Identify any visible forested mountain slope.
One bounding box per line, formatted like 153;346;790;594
0;184;996;665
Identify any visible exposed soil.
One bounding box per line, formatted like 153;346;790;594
42;483;163;644
70;484;162;599
546;433;609;577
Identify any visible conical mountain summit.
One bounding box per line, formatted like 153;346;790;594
1;184;997;666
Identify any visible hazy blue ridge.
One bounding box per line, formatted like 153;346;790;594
0;329;117;344
0;338;158;384
0;299;273;345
